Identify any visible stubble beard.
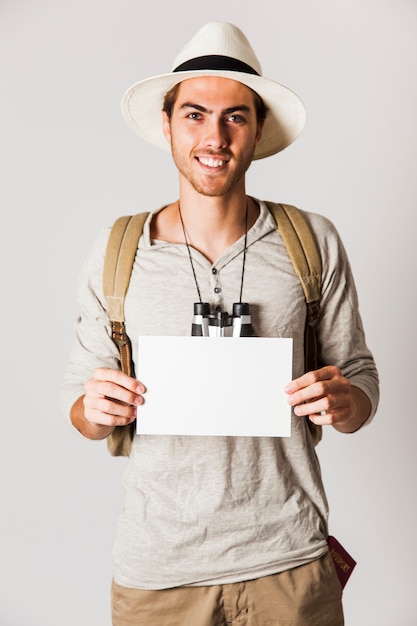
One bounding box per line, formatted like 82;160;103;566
171;143;257;198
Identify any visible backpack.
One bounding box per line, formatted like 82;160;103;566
103;202;322;456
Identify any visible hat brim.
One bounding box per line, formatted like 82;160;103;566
121;69;306;160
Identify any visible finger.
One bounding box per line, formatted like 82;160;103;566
84;394;138;426
294;383;351;415
287;379;332;408
294;397;331;417
284;366;340;394
308;404;353;426
288;371;350;408
84;406;137;428
93;367;146;394
85;378;144;407
84;391;141;413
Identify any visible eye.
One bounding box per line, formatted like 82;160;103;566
187;111;202;120
227;114;246;124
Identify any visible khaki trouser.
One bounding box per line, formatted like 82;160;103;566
111;552;344;625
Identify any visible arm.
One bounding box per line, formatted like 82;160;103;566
285;212;379;432
70;367;146;440
285;365;372;434
61;229;147;436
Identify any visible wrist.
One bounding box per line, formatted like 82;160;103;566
333;386;371;433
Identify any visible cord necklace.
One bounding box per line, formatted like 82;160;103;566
178;201;249;305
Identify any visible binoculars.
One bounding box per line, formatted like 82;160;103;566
192;302;253;337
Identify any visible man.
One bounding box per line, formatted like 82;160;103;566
62;22;379;625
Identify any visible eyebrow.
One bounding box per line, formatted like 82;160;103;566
180;103;252;115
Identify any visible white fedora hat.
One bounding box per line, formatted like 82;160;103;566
121;22;306;160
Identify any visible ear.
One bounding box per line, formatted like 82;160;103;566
162;111;172;145
255;119;265;146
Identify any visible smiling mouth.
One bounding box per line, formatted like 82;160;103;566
198;156;228;168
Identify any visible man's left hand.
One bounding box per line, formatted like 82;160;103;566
285;365;371;433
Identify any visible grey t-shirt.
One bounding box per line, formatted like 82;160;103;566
62;200;379;590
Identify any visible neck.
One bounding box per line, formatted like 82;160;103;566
150;186;259;264
178;196;256;264
179;197;249;259
177;180;258;259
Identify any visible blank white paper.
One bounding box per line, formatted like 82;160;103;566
136;336;293;437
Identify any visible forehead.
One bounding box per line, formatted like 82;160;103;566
174;76;258;108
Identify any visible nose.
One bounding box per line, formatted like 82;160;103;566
203;117;228;150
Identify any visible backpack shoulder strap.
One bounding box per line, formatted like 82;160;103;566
103;212;150;325
103;212;149;456
266;202;321;306
267;202;323;445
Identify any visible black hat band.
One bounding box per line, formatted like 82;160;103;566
173;55;260;76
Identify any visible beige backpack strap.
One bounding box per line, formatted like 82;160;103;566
103;213;149;323
267;202;323;445
267;203;321;304
103;212;149;456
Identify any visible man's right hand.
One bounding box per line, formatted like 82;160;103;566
70;368;146;440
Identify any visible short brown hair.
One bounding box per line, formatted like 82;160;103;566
162;82;268;123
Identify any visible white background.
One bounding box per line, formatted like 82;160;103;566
1;1;416;624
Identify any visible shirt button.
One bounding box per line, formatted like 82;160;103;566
214;287;221;294
212;267;217;274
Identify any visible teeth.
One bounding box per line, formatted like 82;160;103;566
199;157;226;168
